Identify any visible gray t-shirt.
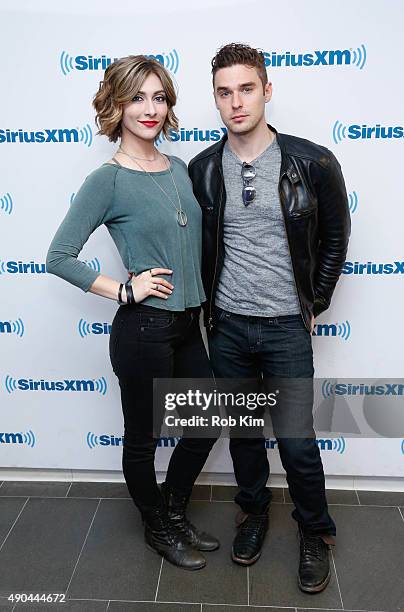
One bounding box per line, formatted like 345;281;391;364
215;138;300;317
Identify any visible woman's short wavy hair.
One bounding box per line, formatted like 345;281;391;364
93;55;178;143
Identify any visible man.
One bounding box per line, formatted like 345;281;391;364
188;43;350;593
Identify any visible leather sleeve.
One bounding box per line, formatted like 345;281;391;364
313;152;351;317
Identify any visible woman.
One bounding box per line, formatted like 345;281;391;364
46;55;219;570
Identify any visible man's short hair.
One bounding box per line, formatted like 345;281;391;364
211;43;268;90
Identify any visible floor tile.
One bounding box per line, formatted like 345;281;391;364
190;485;211;501
330;505;404;611
212;485;284;503
285;488;358;505
109;602;200;611
68;482;129;498
0;498;98;598
157;501;248;606
0;482;70;498
66;499;161;601
249;504;342;608
357;490;404;506
203;606;293;611
13;601;107;611
0;498;28;545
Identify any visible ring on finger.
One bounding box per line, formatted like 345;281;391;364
154;283;159;290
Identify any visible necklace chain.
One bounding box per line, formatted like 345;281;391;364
117;146;187;227
118;146;157;162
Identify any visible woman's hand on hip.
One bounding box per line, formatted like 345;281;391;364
131;268;174;302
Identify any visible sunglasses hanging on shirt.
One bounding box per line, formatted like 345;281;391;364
241;162;257;206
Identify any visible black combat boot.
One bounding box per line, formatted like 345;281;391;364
142;505;206;570
161;482;220;551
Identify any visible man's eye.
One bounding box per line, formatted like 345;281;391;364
220;91;230;97
243;87;252;93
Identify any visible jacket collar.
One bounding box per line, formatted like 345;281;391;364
210;123;295;180
213;122;280;158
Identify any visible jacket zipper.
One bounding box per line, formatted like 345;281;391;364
208;166;225;331
278;173;310;331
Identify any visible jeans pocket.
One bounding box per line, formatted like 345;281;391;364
140;313;174;329
215;306;231;323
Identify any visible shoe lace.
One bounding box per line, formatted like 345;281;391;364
151;508;188;546
301;531;323;560
239;514;267;536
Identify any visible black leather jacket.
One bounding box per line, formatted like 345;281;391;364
188;124;351;331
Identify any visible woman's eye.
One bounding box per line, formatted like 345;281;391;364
132;95;142;102
155;96;167;103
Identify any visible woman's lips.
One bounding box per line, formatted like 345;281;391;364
139;121;159;127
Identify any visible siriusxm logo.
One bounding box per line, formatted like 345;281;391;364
333;121;404;144
0;430;35;447
0;125;93;147
401;439;404;455
0;318;25;337
0;260;46;275
0;257;100;275
322;380;404;399
313;320;351;340
60;49;179;75
266;437;346;453
343;261;404;275
78;319;111;337
348;191;358;214
0;192;13;215
82;257;101;272
264;44;366;69
5;375;107;395
87;432;123;448
87;433;180;449
156;127;227;146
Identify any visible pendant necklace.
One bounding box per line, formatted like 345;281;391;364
118;146;187;227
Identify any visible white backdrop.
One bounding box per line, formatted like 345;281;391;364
1;0;403;478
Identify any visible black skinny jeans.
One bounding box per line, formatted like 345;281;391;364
109;303;217;513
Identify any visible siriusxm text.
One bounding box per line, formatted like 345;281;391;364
343;261;404;275
15;379;98;391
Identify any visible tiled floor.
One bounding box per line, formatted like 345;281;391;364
0;481;403;611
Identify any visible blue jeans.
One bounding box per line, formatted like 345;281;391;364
208;306;336;536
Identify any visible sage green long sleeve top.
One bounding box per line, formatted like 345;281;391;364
46;156;206;310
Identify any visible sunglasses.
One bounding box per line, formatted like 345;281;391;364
241;162;256;206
